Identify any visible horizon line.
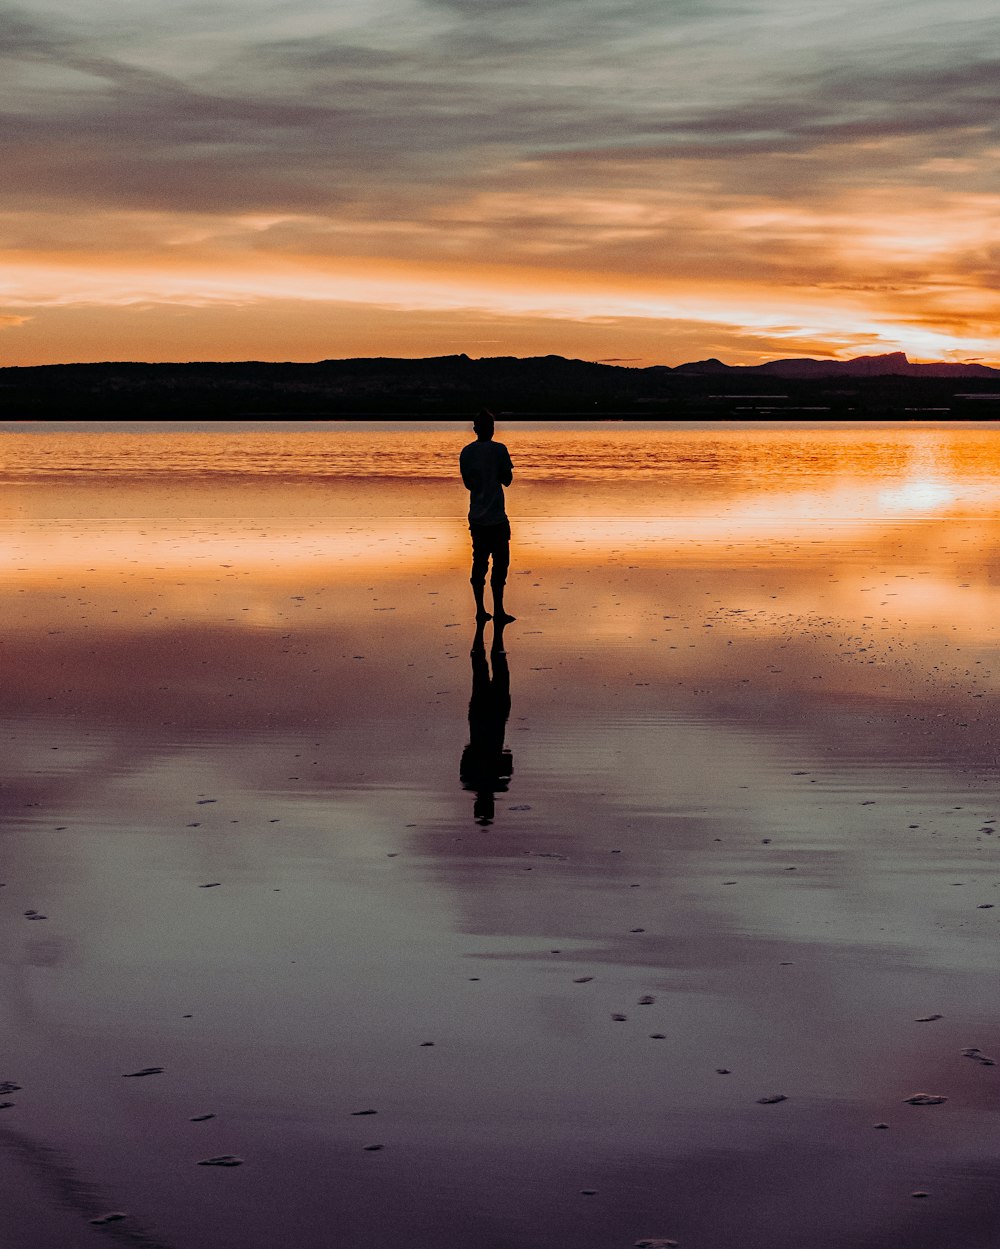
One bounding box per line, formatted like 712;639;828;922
4;348;998;371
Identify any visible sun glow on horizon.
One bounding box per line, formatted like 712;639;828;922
4;245;999;367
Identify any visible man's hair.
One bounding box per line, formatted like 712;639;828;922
473;410;495;437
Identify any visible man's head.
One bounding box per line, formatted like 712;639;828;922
473;410;495;440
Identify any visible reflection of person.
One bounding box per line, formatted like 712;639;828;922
460;619;513;825
460;411;515;623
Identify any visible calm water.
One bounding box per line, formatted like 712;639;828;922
1;424;999;1249
3;424;1000;489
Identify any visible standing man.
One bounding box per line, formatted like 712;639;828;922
460;411;515;623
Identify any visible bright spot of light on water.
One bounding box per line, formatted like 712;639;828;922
879;478;956;512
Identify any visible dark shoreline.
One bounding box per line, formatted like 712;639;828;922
3;355;1000;417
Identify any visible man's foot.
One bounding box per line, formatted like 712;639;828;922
493;612;516;624
476;609;493;622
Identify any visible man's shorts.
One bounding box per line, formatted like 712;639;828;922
469;519;511;580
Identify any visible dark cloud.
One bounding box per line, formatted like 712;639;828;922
0;8;191;97
4;0;999;223
419;0;726;44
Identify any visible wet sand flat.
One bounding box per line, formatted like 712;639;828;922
1;424;1000;1249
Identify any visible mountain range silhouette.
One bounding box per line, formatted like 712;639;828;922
671;351;1000;379
2;353;999;417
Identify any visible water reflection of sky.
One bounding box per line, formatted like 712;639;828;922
3;427;1000;1249
2;423;1000;484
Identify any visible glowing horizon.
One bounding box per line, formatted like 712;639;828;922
3;0;1000;366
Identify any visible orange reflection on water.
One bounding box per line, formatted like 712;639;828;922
2;427;998;655
2;424;1000;484
0;518;466;582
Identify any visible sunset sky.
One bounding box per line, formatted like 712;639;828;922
3;0;1000;366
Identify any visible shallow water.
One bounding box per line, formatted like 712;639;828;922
2;424;1000;1249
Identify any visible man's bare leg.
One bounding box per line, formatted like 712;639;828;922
472;579;492;622
491;582;515;624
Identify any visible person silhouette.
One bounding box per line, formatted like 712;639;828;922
459;618;513;825
459;412;515;623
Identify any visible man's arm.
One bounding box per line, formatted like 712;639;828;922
460;448;478;491
499;445;513;487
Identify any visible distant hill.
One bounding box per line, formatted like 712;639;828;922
676;352;1000;379
2;352;999;417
